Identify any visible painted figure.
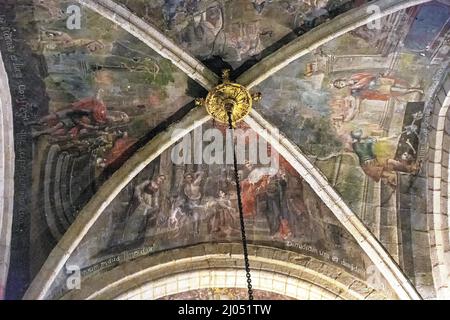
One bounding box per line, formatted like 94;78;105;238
263;172;293;240
30;97;129;139
333;72;424;121
227;20;262;61
241;164;273;217
168;197;189;236
402;111;424;139
182;171;205;236
208;190;236;236
284;175;308;238
351;129;419;187
120;175;166;245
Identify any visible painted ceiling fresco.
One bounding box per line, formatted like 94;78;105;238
44;121;390;299
29;5;194;243
254;1;450;296
2;0;197;298
115;0;367;69
1;0;449;300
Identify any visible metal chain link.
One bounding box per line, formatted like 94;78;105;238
227;111;254;301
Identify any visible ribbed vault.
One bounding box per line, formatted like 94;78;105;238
0;0;448;300
22;0;430;300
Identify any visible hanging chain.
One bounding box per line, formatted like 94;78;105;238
227;111;254;301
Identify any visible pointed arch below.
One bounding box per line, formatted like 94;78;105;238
243;110;421;300
60;244;388;300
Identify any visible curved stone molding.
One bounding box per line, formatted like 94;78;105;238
77;0;219;90
119;270;339;300
237;0;432;89
23;107;211;300
24;0;432;300
60;244;387;300
0;50;15;299
427;72;450;299
244;110;421;300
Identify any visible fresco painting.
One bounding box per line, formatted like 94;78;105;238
26;0;193;241
1;1;195;296
254;2;449;277
116;0;367;68
50;122;382;299
1;0;448;300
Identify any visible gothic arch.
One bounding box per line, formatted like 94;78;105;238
60;244;388;300
22;0;433;300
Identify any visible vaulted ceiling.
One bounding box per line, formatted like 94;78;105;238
0;0;449;300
